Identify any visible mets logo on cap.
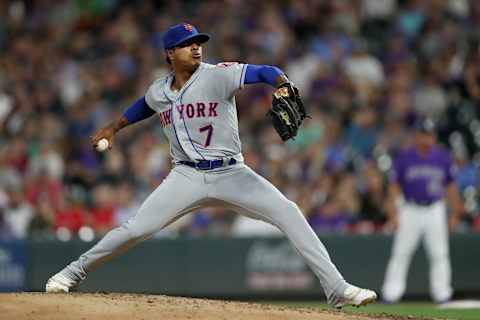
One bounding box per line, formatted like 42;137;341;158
183;23;193;32
163;23;211;49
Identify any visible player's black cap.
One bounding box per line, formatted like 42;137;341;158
415;117;436;133
163;23;210;49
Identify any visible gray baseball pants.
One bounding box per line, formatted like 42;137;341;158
64;164;348;302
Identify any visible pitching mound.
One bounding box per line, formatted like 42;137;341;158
0;293;397;320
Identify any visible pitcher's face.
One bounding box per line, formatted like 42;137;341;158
168;40;203;71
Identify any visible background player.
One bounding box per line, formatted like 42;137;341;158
382;118;464;303
45;23;376;308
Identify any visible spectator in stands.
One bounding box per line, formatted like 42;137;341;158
28;198;54;239
355;160;387;233
90;184;116;236
54;192;88;235
0;0;478;238
113;182;139;227
3;186;33;239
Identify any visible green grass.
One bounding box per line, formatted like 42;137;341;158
268;301;480;320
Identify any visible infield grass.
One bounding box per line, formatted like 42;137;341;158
270;301;480;320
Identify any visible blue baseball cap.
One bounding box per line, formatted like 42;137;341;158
163;23;210;50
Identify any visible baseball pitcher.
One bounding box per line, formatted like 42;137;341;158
45;23;376;308
382;118;464;303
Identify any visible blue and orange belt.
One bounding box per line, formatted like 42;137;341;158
177;158;237;170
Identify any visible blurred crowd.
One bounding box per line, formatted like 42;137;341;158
1;0;480;241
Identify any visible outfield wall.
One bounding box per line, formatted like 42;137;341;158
1;234;479;298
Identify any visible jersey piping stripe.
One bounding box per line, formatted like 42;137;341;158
177;70;206;160
239;64;247;89
178;93;206;160
170;104;189;158
161;79;190;160
164;69;206;161
233;64;247;152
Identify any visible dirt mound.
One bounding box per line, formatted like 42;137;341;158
0;293;396;320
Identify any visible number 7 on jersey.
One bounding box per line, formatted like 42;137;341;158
199;124;213;147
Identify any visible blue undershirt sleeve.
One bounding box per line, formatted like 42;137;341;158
122;96;156;124
244;64;284;87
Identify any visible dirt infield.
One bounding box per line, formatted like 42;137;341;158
0;293;405;320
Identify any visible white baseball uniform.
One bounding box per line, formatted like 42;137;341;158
59;62;350;303
382;146;454;303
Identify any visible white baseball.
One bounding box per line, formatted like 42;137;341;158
96;138;109;152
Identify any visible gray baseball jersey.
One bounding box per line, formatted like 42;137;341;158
145;62;246;163
56;62;351;304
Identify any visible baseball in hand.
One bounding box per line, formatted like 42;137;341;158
96;138;109;152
